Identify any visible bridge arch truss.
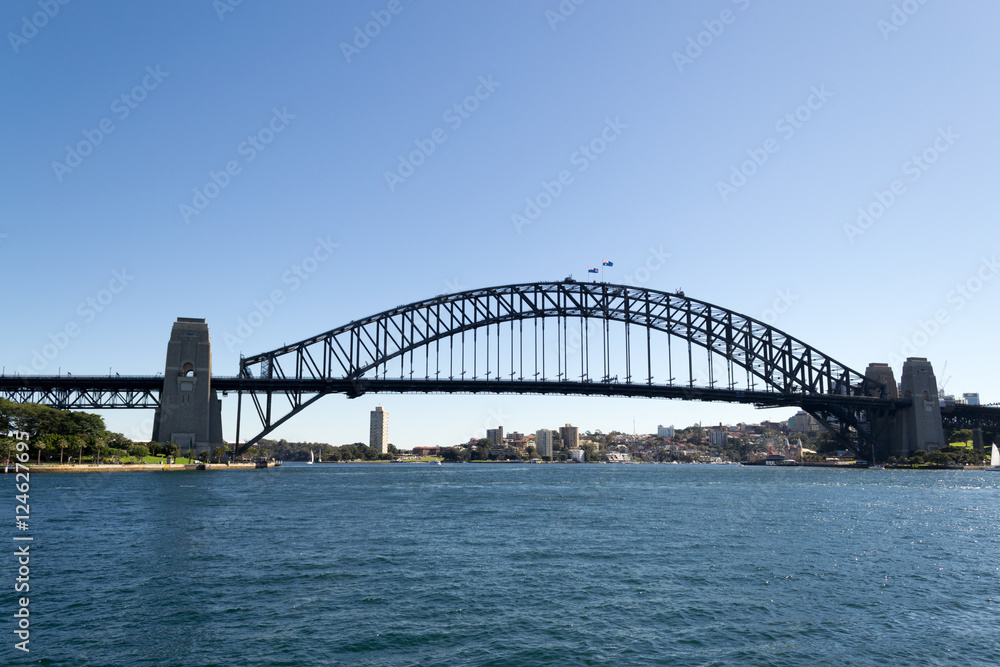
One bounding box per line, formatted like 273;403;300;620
234;282;888;453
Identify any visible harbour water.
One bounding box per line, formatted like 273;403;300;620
29;464;1000;665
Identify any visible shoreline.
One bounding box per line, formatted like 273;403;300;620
18;462;262;473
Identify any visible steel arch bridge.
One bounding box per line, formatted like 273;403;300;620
231;280;893;456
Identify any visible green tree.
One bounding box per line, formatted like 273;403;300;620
128;444;150;461
165;442;180;460
56;437;69;464
212;446;226;463
89;434;106;464
948;429;974;444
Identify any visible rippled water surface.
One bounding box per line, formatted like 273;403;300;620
27;464;1000;665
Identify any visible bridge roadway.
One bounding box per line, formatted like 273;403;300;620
2;372;904;410
3;374;997;434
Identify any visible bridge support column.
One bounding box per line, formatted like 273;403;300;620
864;363;898;460
893;357;945;456
151;318;225;455
972;426;984;451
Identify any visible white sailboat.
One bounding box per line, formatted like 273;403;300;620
307;450;314;465
988;443;1000;471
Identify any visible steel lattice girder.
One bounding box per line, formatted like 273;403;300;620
0;376;162;409
240;282;884;398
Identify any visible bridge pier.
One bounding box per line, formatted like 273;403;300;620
867;358;944;458
151;318;225;455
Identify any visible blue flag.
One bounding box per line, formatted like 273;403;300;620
588;267;599;273
602;260;613;267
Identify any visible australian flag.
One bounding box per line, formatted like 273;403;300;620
602;260;614;267
588;267;599;273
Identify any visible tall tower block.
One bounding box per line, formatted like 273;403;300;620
151;318;224;453
370;406;388;454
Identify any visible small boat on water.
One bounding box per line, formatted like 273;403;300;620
307;450;314;465
988;443;1000;471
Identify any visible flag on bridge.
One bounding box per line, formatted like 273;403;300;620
588;267;599;273
602;260;613;267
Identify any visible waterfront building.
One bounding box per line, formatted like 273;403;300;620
963;392;980;405
657;424;675;438
569;449;585;462
370;406;388;453
788;411;821;433
560;424;579;449
535;430;553;457
486;427;504;447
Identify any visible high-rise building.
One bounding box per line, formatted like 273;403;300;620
788;411;821;433
535;429;553;457
370;406;388;453
560;424;579;449
657;425;675;438
963;392;980;405
486;426;504;447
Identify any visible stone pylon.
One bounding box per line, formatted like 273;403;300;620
151;318;224;454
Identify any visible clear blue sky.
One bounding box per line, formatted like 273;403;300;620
3;1;998;447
